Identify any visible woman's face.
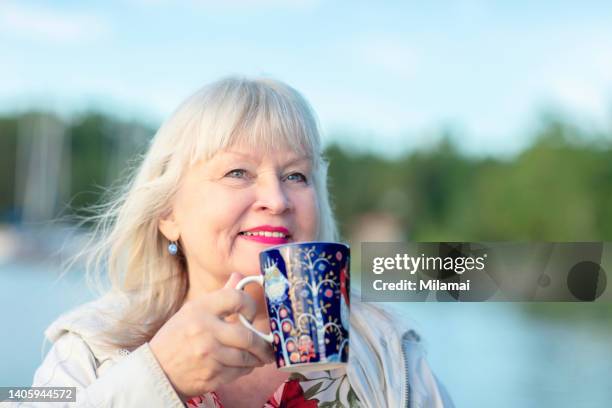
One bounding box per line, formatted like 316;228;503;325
160;142;318;289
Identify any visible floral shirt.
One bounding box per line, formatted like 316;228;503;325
185;369;359;408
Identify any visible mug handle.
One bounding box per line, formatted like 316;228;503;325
235;276;274;343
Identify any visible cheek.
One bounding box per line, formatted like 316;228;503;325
178;188;250;255
203;192;251;240
294;189;319;239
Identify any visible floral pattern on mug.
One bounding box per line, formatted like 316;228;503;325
261;243;350;369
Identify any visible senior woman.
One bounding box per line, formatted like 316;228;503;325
25;77;453;407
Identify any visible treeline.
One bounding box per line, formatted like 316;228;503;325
0;111;152;223
2;111;612;241
327;120;612;241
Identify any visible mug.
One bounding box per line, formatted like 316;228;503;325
235;242;350;372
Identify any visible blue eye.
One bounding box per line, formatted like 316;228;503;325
225;169;247;178
285;172;308;183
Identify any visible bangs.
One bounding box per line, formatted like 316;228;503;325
188;78;321;166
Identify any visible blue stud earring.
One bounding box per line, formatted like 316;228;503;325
168;241;178;256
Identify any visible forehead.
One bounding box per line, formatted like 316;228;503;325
211;145;312;166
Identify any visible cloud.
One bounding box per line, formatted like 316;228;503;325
0;3;112;45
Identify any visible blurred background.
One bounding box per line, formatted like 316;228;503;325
1;1;612;406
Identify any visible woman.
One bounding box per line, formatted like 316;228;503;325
26;77;453;407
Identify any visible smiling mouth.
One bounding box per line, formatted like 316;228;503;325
238;231;291;239
237;226;292;244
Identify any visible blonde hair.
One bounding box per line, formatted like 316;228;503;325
78;76;339;350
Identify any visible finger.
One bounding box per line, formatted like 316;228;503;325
223;272;244;289
217;366;255;385
222;272;254;323
213;345;265;368
207;288;257;321
214;319;275;363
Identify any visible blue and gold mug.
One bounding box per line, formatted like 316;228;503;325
236;242;350;372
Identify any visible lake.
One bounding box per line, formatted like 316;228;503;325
1;261;611;407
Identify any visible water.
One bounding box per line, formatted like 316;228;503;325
0;261;94;385
1;262;611;406
387;302;612;407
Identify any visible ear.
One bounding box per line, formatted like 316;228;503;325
158;209;180;241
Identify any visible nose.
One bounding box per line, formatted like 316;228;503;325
254;175;291;214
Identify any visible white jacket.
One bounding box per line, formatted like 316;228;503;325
4;294;454;408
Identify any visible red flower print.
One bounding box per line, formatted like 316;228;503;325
185;391;223;408
264;380;319;408
186;395;204;407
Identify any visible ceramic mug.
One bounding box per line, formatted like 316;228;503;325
235;242;350;373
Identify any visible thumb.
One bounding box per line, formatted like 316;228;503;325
224;272;245;290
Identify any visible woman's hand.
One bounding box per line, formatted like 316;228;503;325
149;272;274;399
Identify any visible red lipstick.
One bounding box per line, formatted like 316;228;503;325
239;225;291;245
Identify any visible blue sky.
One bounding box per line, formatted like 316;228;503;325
2;0;612;156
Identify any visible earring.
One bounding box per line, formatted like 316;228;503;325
168;241;178;256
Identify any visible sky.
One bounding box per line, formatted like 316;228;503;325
2;0;612;156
